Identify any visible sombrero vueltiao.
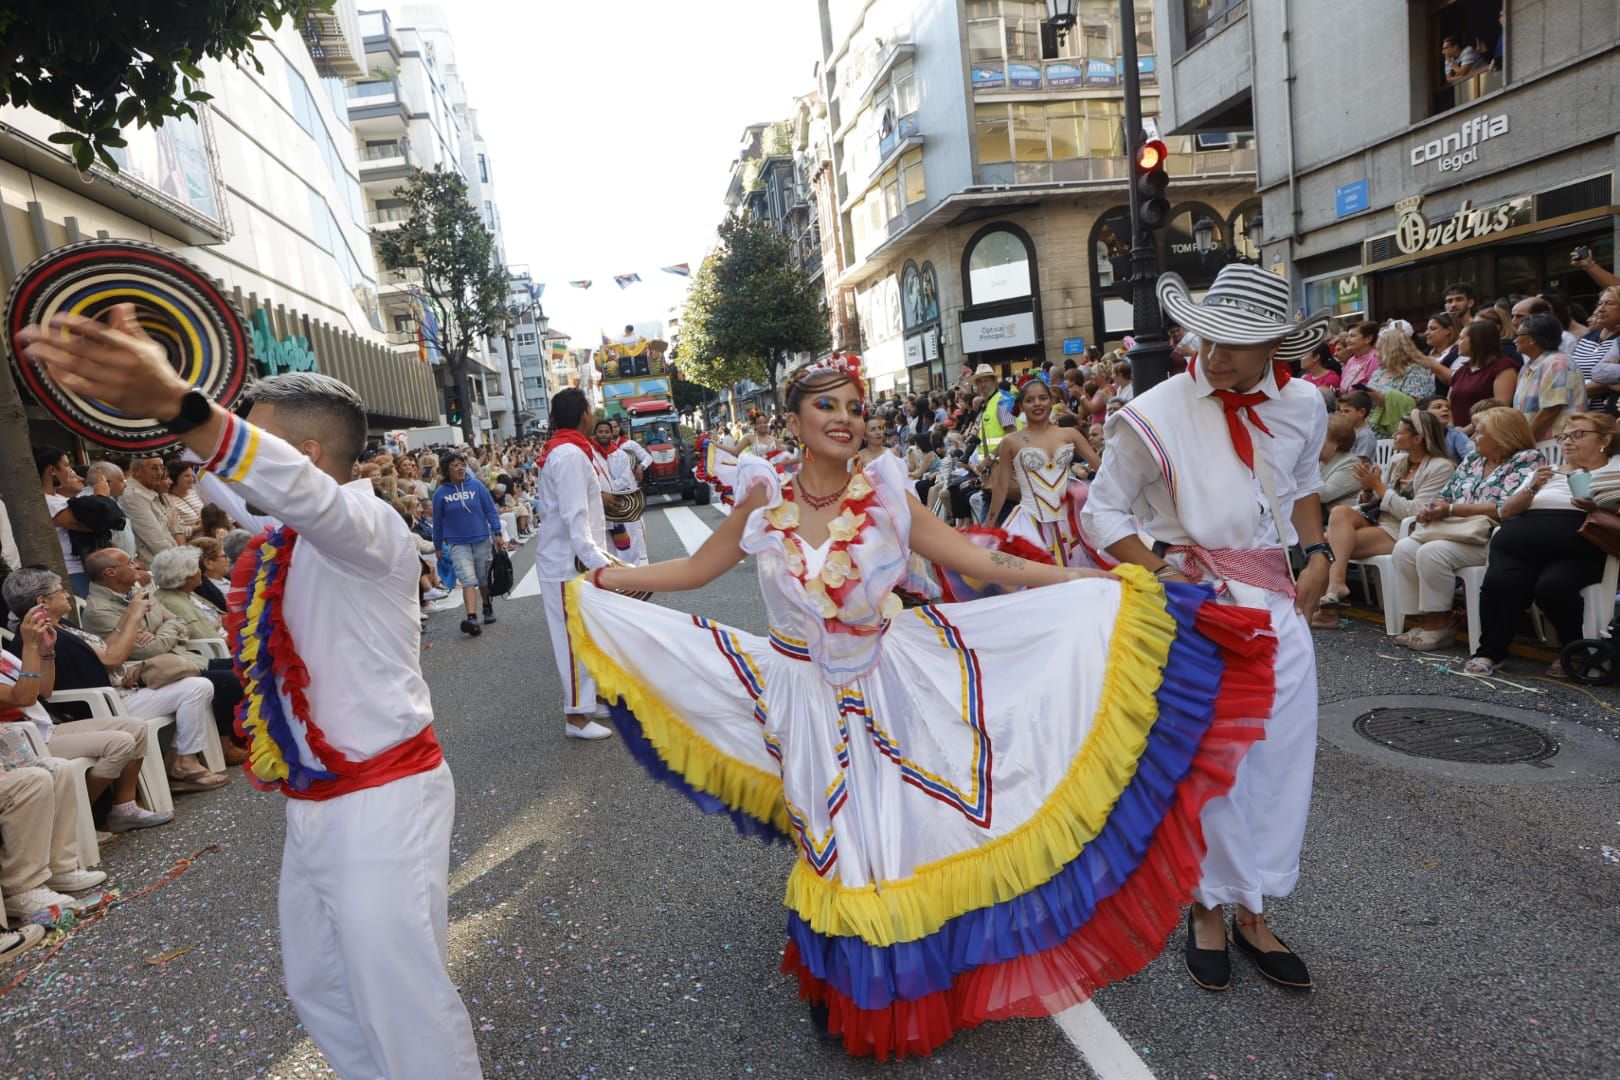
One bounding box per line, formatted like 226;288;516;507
1156;264;1331;365
4;239;252;451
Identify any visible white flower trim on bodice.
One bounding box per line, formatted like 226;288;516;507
1013;443;1075;524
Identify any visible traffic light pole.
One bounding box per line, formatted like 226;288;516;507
1118;0;1173;394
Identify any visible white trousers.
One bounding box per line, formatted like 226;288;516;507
279;763;482;1080
122;676;215;756
1391;534;1486;613
1194;587;1318;913
540;578;596;715
615;519;648;565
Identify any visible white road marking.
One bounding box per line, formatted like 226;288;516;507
662;505;716;556
509;565;541;599
1054;1001;1156;1079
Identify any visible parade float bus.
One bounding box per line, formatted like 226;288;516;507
596;337;709;505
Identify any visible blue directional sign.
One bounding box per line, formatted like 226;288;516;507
1062;337;1087;355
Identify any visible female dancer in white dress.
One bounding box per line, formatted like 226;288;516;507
984;379;1106;568
570;354;1277;1059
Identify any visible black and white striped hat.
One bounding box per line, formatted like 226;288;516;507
1156;265;1331;364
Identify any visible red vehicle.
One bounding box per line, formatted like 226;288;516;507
626;400;708;505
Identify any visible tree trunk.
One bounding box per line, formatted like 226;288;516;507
0;362;68;579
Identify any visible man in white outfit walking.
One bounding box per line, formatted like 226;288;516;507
1083;265;1332;993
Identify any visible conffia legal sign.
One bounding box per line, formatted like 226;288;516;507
1409;113;1509;174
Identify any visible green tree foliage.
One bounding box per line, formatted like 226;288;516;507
375;167;508;442
0;0;331;172
677;216;831;401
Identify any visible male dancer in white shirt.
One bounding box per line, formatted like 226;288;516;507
535;389;615;740
1083;265;1332;993
594;418;648;566
20;307;482;1078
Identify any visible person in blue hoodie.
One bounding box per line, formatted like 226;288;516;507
431;452;507;636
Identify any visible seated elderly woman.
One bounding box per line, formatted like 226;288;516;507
1317;409;1457;623
1390;406;1545;651
148;546;224;641
188;536;232;613
1463;413;1620;676
2;565;229;792
1;570;173;833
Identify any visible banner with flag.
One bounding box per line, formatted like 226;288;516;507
407;289;443;366
613;273;642;289
526;282;545;302
660;263;690;277
569;280;592;289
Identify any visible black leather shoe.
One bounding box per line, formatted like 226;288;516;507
1231;916;1313;989
1183;907;1230;990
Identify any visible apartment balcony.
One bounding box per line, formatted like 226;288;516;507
301;0;367;79
368;204;412;230
359;141;415;193
485;393;513;414
377;266;422;298
348;80;410;138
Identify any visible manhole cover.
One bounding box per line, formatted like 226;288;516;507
1352;707;1558;765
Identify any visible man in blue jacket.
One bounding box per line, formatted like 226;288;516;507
431;453;507;637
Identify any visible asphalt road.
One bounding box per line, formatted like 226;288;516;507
4;503;1618;1079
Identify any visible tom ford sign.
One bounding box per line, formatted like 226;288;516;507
1409;112;1508;174
1393;194;1532;255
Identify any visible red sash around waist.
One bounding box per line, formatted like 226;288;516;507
278;725;444;802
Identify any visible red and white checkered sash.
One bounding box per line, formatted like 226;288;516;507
1167;544;1296;599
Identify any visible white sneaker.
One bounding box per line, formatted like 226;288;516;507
422;587;451;601
46;868;107;894
106;804;173;833
565;719;614;741
425;595;463;613
0;925;46;965
4;886;87;920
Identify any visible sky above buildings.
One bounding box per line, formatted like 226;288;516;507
439;0;824;344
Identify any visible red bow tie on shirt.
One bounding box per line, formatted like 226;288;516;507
1191;359;1292;472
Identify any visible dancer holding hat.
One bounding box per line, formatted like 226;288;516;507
1084;264;1334;992
17;305;483;1079
570;351;1280;1058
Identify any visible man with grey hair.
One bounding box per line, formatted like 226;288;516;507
86;461;137;557
19;313;483;1079
120;456;177;562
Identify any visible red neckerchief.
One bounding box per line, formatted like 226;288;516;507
1187;359;1293;472
537;428;606;469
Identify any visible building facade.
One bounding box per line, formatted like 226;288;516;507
816;0;1261;397
0;3;442;435
350;5;518;442
1155;0;1619;327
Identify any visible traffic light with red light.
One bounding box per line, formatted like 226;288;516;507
1134;139;1171;231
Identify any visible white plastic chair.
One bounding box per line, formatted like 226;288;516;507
1461;551;1617;655
16;728;98;869
1349;517;1414;635
47;688;175;816
185;638;229;660
1374;439;1394;468
1536;439;1564;467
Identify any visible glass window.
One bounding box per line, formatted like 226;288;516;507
966;1;999;20
976;104;1012;164
901;148;926;204
478;154;489;183
1086;100;1123;157
1011;104;1048;161
968;19;1003;64
894;65;918;116
1005;15;1041;60
882;168;901;220
967;229;1033;304
1047;102;1084;160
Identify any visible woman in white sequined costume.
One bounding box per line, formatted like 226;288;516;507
985;379;1107;568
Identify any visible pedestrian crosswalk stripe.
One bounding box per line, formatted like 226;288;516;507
662;505;715;557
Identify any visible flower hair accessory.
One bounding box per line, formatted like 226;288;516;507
802;352;867;399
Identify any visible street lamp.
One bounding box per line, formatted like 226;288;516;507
1246;211;1265;254
1193;215;1217;256
1044;0;1077;45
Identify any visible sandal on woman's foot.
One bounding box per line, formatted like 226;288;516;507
1545;661;1567;678
1309;610;1342;630
1461;656;1497;675
1317;590;1347;609
1406;628;1457;652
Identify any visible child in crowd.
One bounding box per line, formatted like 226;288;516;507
1337;390;1378;461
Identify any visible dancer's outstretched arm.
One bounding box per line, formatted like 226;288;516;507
984;438;1014;524
594;487;768;594
907;493;1108;589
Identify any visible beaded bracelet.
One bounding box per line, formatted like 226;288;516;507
15;671;42;680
